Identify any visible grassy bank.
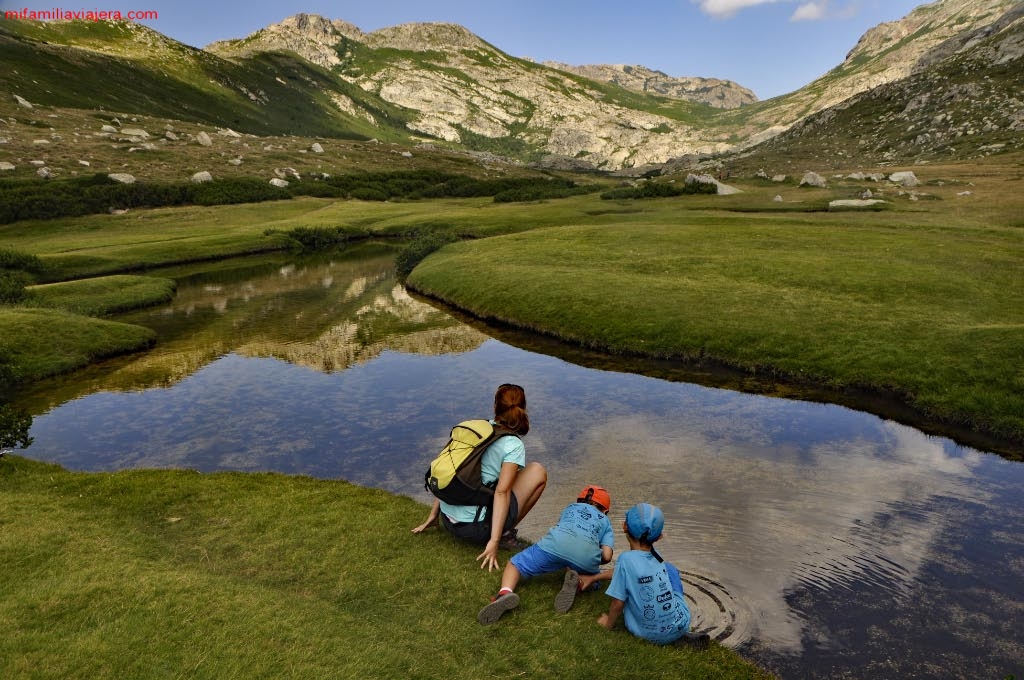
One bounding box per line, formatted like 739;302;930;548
0;308;155;386
0;455;770;680
406;203;1024;447
26;275;177;316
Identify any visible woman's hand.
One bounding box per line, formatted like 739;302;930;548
476;539;500;571
412;499;440;534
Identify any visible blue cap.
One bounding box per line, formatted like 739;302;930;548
625;503;664;543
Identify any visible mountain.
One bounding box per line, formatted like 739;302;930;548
729;0;1024;171
1;0;1019;171
205;14;738;169
541;62;757;109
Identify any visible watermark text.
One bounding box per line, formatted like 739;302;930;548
5;7;159;22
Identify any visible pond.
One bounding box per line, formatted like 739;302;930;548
17;244;1024;680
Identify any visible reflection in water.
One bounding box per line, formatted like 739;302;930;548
19;249;1024;680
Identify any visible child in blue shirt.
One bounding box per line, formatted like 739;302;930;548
478;485;614;624
598;503;709;648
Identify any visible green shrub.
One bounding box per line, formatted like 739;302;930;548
0;249;43;273
395;230;461;280
285;226;372;251
349;186;389;201
0;271;33;303
0;403;33;450
600;177;717;200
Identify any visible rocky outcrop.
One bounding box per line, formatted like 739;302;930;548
544;62;757;109
206;13;363;69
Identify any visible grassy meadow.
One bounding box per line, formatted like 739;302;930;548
0;455;770;680
2;156;1023;450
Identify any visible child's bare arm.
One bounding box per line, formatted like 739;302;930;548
598;598;625;630
600;545;613;563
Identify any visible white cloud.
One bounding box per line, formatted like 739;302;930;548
693;0;860;20
692;0;787;19
791;1;827;21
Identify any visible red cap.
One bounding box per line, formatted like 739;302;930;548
577;485;611;513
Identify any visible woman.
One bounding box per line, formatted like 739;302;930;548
412;383;547;571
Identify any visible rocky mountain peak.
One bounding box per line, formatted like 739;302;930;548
544;62;757;109
364;22;491;52
205;13;363;68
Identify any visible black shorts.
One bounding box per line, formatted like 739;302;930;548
440;493;519;546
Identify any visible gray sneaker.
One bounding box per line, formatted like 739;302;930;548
554;569;580;613
478;592;520;625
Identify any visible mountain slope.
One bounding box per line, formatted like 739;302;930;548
542;62;757;109
207;14;736;169
731;1;1024;170
716;0;1020;142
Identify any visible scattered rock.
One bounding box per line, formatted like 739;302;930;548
217;128;241;138
773;195;783;202
33;139;51;145
889;171;919;187
269;178;289;188
799;171;827;188
78;160;90;167
957;190;973;196
196;131;213;147
29;160;46;166
0;162;15;171
310;142;324;153
14;94;33;109
108;173;136;184
191;171;214;183
36;167;52;179
274;167;301;180
109;208;129;215
829;199;887;208
772;174;787;183
120;127;149;138
401;151;413;158
227;158;243;166
165;130;179;141
686;173;741;195
101;124;118;134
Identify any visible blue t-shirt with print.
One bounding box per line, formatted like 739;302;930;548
606;550;691;645
439;426;524;523
534;502;614;574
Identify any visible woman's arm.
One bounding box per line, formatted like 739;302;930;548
411;498;440;534
476;461;518;571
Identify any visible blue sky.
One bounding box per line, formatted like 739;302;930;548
4;0;929;99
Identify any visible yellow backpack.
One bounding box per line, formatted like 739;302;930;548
424;419;518;506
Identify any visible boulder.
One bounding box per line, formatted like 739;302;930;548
36;167;52;179
196;131;213;147
121;127;149;138
78;160;91;167
165;130;179;141
14;94;33;109
311;142;324;153
889;171;919;187
799;171;827;188
829;199;887;209
100;124;118;134
772;174;787;183
773;195;783;202
191;171;213;183
108;173;136;184
269;178;289;188
0;162;15;171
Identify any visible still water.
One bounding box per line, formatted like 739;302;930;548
19;244;1024;679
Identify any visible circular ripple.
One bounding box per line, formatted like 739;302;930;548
679;569;754;648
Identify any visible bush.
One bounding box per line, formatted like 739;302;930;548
0;248;43;273
0;270;33;303
0;403;33;450
395;230;461;280
285;226;372;251
600;177;718;200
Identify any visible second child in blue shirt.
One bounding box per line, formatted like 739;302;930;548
478;485;614;624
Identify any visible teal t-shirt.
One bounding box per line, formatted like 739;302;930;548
439;426;524;523
606;550;691;644
535;502;614;573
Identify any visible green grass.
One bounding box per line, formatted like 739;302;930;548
3;159;1023;450
25;275;177;316
404;186;1024;446
0;308;155;385
0;455;770;680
